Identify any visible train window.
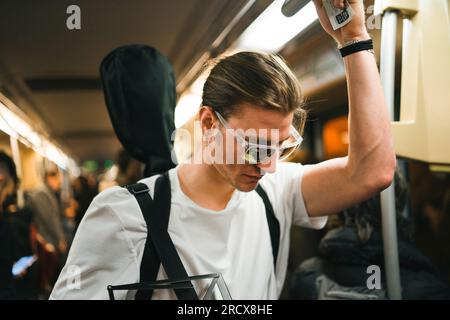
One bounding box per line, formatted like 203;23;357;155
322;116;348;160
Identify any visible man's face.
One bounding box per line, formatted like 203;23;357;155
205;103;294;192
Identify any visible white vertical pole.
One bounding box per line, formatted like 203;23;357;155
379;10;402;300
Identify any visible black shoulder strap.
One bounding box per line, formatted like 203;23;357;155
126;182;159;300
126;173;198;300
255;185;280;271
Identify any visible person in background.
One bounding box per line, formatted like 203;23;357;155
29;170;67;253
0;152;16;298
98;149;142;192
62;196;77;245
27;168;67;296
0;215;14;299
290;169;450;300
0;151;39;299
72;175;97;228
115;149;142;187
411;163;450;281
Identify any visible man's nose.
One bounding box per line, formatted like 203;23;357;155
256;156;277;174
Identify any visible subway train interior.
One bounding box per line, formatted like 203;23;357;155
0;0;450;303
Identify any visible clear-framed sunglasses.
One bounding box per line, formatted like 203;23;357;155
214;111;303;164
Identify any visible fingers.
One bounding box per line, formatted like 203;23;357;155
312;0;323;9
333;0;345;9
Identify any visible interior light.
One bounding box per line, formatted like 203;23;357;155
234;0;318;53
174;93;202;128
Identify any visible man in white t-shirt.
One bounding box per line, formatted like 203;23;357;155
50;0;396;300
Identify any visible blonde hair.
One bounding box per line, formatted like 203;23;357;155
202;51;306;133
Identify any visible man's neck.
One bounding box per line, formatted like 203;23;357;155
177;164;235;211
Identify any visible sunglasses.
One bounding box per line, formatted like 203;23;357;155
214;111;303;164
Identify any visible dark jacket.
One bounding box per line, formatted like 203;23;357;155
290;227;450;300
5;205;39;299
0;215;15;299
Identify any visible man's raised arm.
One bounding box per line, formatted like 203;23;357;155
302;0;396;217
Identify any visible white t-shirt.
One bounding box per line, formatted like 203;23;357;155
50;162;327;300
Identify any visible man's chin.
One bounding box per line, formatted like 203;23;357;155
235;181;259;192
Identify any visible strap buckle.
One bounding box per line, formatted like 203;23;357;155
126;183;149;195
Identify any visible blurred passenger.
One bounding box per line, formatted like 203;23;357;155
98;150;142;192
29;169;67;252
0;152;16;298
97;167;117;192
0;151;39;299
115;149;142;186
72;175;97;227
0;216;14;299
62;196;77;245
290;169;450;300
27;169;67;295
410;170;450;283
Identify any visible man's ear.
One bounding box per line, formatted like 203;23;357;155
199;106;216;132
